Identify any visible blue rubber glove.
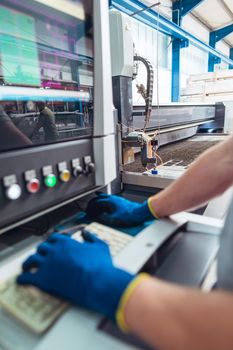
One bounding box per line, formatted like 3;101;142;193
86;194;157;227
17;233;134;320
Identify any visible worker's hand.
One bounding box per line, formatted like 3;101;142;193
17;233;134;320
86;194;157;227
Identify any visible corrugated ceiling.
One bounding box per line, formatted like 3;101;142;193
141;0;233;47
193;0;233;46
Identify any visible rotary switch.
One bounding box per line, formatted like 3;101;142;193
73;165;83;177
85;162;95;175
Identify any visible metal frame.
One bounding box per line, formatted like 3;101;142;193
110;0;233;64
230;48;233;70
111;0;233;102
172;1;204;101
172;38;189;102
208;24;233;72
172;0;205;25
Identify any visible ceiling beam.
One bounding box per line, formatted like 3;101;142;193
208;24;233;71
111;0;233;64
209;24;233;45
230;48;233;69
218;0;233;20
172;0;205;25
191;8;232;47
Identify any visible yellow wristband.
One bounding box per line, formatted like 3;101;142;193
115;273;150;333
148;197;159;219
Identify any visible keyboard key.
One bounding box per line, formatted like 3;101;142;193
72;222;133;257
0;222;132;334
0;277;68;334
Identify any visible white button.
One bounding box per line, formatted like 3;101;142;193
6;184;22;200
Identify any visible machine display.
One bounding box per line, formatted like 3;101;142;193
0;0;93;152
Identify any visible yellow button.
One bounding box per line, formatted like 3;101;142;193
60;169;71;183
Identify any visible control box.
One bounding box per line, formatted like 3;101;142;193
0;140;95;231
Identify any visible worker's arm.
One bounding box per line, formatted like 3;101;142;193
18;233;233;350
87;135;233;226
123;277;233;350
150;134;233;218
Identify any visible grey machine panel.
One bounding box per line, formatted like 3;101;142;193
155;230;218;285
132;104;216;131
0;139;95;232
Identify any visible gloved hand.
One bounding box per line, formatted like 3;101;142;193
86;194;158;227
17;232;134;320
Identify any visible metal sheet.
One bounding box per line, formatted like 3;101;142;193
133;104;215;130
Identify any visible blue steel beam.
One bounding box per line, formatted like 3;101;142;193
111;0;233;66
172;37;189;101
171;1;204;101
210;24;233;43
208;24;233;71
230;48;233;69
172;0;204;25
172;38;189;101
172;39;181;102
181;0;204;16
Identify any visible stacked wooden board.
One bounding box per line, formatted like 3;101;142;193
181;70;233;103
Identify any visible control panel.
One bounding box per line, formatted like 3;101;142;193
2;156;94;200
0;139;96;231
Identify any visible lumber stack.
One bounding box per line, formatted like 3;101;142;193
181;70;233;103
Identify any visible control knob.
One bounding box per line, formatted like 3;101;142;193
73;165;83;177
84;162;95;176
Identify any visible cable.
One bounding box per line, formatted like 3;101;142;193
154;152;164;168
129;2;161;17
155;4;161;146
148;3;164;171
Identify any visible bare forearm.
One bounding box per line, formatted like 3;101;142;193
151;136;233;217
125;278;233;350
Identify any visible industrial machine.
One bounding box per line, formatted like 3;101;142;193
0;0;116;234
109;10;225;192
0;2;225;349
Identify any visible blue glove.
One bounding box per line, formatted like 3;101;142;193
17;233;134;320
86;194;157;227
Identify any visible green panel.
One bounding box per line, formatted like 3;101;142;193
0;6;40;86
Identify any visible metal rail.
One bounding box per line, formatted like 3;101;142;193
111;0;233;66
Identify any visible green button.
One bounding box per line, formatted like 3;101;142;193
45;174;57;188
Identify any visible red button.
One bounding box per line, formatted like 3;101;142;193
27;179;40;194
